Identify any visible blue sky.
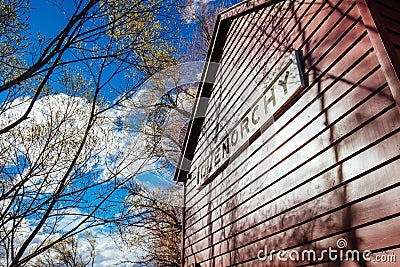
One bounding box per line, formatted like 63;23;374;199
22;1;184;189
29;0;75;37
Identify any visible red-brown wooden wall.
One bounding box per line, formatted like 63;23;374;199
177;0;400;266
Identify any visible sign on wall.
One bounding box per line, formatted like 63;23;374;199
192;51;306;188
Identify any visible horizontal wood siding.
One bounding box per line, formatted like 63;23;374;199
182;0;400;266
369;0;400;71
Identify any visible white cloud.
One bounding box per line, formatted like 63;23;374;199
0;93;162;265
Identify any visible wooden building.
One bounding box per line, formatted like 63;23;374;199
174;0;400;266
